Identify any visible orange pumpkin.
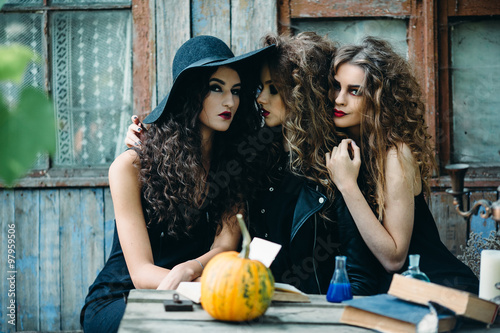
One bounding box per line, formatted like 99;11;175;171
200;214;275;321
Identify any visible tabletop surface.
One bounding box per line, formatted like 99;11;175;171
118;289;500;333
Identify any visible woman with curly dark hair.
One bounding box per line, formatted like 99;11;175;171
325;36;478;293
248;32;383;296
80;35;272;333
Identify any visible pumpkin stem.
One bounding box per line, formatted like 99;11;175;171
236;214;251;259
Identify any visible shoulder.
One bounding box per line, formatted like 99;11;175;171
386;143;421;195
109;149;140;183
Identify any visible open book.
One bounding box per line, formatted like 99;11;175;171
176;281;310;304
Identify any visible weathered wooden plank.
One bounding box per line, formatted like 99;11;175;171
81;188;105;307
408;0;438;156
60;189;84;331
39;189;61;331
429;191;467;255
15;190;40;331
133;0;156;119
231;0;278;55
0;189;17;333
447;0;500;16
290;0;412;18
104;187;115;260
155;0;191;102
192;0;230;45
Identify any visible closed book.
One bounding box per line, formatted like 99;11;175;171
388;274;498;324
340;294;456;333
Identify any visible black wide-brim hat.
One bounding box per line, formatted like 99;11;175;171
143;35;275;124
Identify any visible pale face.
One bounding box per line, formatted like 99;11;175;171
330;63;365;139
256;63;286;128
198;66;241;136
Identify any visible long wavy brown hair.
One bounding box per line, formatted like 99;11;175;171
136;65;261;238
261;32;339;201
331;36;436;219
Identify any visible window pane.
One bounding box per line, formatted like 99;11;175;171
451;19;500;164
294;19;408;57
0;12;48;169
50;11;132;167
49;0;131;5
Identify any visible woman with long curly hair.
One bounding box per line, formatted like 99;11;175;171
325;36;478;293
80;35;272;333
248;32;383;296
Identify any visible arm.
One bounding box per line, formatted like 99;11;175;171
109;150;170;289
326;139;420;272
156;213;241;290
111;150;241;290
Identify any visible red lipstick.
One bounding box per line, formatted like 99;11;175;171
262;109;270;117
219;111;232;120
334;109;346;117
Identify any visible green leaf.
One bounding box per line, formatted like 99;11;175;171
0;87;55;186
0;44;39;83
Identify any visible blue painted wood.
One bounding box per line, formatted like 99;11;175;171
0;189;16;333
39;189;61;331
192;0;230;45
81;189;105;302
15;190;40;331
59;189;84;331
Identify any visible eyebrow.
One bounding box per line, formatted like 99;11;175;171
333;78;361;89
209;78;241;88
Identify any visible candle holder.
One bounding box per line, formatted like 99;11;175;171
445;164;500;235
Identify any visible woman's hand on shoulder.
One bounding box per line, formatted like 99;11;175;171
325;139;361;193
124;115;145;148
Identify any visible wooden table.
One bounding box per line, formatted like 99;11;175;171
118;289;500;332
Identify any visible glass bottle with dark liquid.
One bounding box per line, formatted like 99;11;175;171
326;256;353;303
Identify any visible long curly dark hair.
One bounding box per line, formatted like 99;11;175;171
260;32;339;200
331;37;436;219
137;65;261;238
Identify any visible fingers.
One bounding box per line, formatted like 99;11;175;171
131;115;140;125
351;140;361;164
124;122;143;148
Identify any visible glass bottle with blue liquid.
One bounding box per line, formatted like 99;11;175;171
326;256;353;303
402;254;430;282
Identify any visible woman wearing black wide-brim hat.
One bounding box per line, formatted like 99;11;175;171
80;35;274;333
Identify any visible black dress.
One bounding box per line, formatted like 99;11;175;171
378;192;479;294
80;211;215;333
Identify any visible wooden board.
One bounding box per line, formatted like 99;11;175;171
231;0;277;55
155;0;191;102
192;0;231;45
0;189;16;333
16;190;40;331
39;189;61;331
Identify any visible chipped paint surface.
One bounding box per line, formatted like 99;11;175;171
290;0;411;18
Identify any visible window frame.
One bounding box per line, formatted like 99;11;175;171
280;0;500;189
1;0;154;188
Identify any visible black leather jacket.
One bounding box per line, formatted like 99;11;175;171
249;170;383;295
